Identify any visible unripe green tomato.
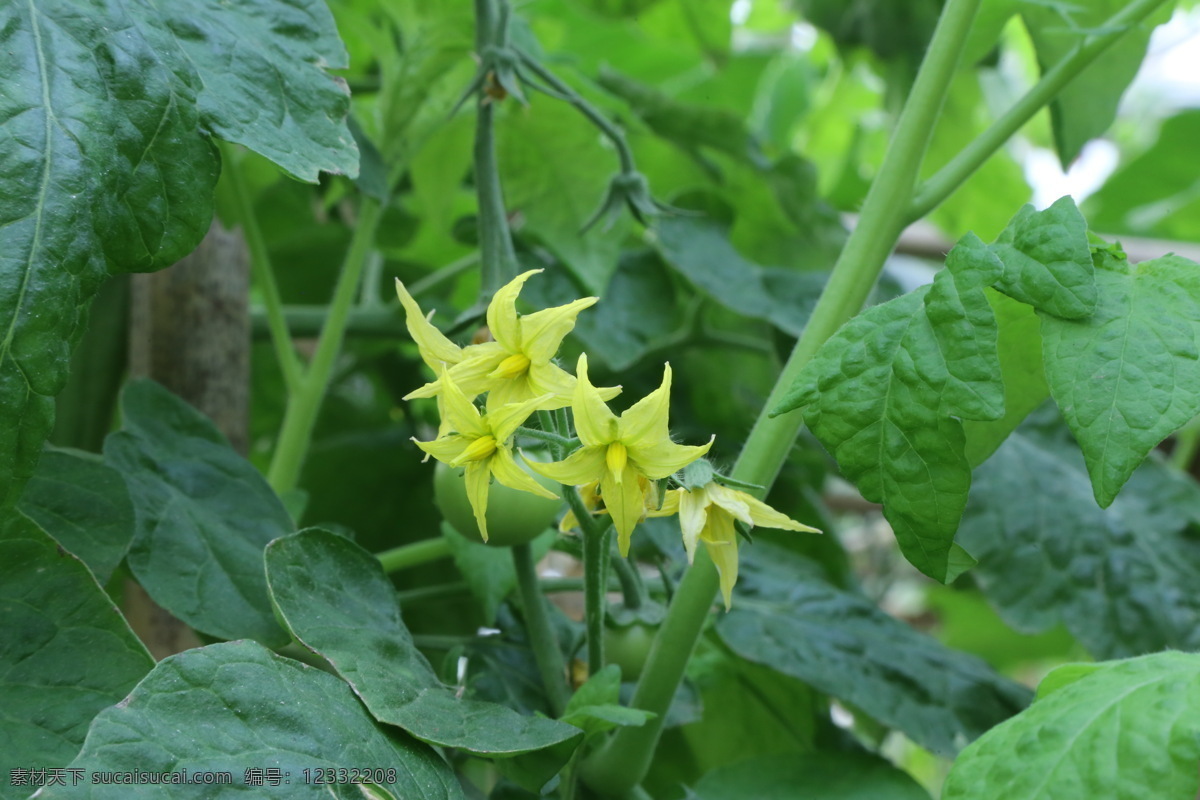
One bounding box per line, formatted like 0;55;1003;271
434;451;562;547
603;622;658;681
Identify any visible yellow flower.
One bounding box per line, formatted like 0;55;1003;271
530;353;712;555
404;269;616;409
652;483;821;610
412;371;558;543
395;278;468;438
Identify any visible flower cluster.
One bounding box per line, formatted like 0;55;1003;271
398;269;818;603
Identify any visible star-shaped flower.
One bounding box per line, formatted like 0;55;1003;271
652;483;821;609
529;353;712;555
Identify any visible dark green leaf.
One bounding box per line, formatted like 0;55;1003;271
989;196;1095;320
718;542;1031;755
693;752;930;800
1041;252;1200;506
17;447;135;584
959;421;1200;658
265;529;582;764
104;380;291;646
943;652;1200;799
773;234;1005;580
562;665;654;739
443;523;557;625
40;641;463;800
0;514;153;797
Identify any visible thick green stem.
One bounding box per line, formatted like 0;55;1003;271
580;0;983;793
221;143;304;394
377;537;453;573
610;551;644;610
512;542;571;716
267;198;383;494
583;520;612;676
909;0;1172;221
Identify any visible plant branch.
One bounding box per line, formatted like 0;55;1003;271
908;0;1173;221
377;537;454;573
581;0;983;793
267;198;384;494
512;542;571;716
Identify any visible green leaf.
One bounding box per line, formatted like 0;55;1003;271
40;641;463;800
0;0;357;506
498;96;628;293
0;514;153;798
104;380;291;646
562;665;654;739
959;420;1200;658
718;542;1031;755
1034;662;1105;699
772;234;1005;580
692;752;930;800
1041;252;1200;507
943;652;1200;800
442;523;557;625
265;529;582;764
17;447;135;584
989;196;1095;320
1022;1;1171;167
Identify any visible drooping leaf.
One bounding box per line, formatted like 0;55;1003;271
943;652;1200;800
0;0;357;507
989;196;1095;320
0;514;153;798
39;641;463;800
1022;0;1172;167
265;529;582;772
717;542;1031;756
692;752;930;800
959;419;1200;659
1041;252;1200;507
17;447;135;584
772;234;1005;580
104;380;292;646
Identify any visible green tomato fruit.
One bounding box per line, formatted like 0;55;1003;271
434;451;562;547
603;622;658;681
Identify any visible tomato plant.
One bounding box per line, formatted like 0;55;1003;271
435;453;562;547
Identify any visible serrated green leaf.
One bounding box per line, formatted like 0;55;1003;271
959;421;1200;658
692;752;930;800
772;234;1004;580
719;543;1030;755
1022;1;1170;167
1041;253;1200;507
0;514;153;799
16;447;135;584
989;196;1095;319
39;640;463;800
265;529;582;767
943;652;1200;800
104;380;291;646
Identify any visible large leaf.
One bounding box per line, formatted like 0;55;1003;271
943;652;1200;799
0;0;356;507
773;234;1005;580
1041;252;1200;507
0;514;153;799
265;529;582;768
959;419;1200;658
104;380;292;646
16;447;135;584
716;542;1031;756
40;640;463;800
692;752;930;800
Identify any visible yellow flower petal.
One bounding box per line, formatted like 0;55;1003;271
486;269;540;351
603;463;646;557
702;508;739;611
413;435;469;464
627;436;713;481
572;353;620;446
618;363;672;447
438;369;488;439
491;449;560;500
519;296;598;363
677;486;709;563
647;487;681;517
527;445;608;486
486;393;555;443
464;461;492;542
395;279;462;367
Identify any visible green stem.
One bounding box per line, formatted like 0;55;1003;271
377;537;453;573
395;576;625;605
609;550;644;610
267;198;384;494
221;142;304;394
407;252;481;297
1172;418;1200;471
583;521;612;676
518;425;577;451
908;0;1172;221
512;542;571;716
581;0;983;793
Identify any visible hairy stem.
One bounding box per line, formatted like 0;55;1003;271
512;542;571;716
